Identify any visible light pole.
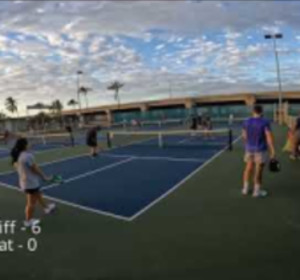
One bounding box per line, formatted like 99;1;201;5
76;70;83;126
161;67;173;99
264;33;283;124
77;70;83;113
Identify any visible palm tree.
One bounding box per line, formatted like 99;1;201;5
5;97;18;117
34;112;51;130
51;99;63;114
107;81;124;109
51;99;64;127
67;99;78;110
79;86;92;109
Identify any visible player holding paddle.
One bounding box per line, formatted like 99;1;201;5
242;105;276;197
11;138;56;228
86;125;101;157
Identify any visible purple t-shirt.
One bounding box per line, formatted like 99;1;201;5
243;117;271;152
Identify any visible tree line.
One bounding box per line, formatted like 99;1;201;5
1;80;124;120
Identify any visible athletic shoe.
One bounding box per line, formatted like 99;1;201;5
252;190;268;198
91;153;98;158
44;203;56;214
290;155;297;160
241;188;249;195
24;219;40;228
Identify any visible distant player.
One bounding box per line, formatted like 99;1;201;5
290;112;300;160
131;119;141;128
11;138;56;228
242;105;275;197
190;115;198;130
202;115;213;138
3;129;10;145
86;126;101;157
197;113;203;129
203;115;212;130
65;125;75;146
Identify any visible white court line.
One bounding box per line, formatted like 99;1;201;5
178;138;191;144
43;157;134;190
128;135;242;221
102;153;205;163
41;194;131;221
0;181;131;222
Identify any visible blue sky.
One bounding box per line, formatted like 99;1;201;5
0;0;300;115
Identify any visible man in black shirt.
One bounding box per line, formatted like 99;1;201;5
197;113;203;129
65;125;74;146
190;115;198;130
86;126;101;157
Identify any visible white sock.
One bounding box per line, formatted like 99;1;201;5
243;182;249;190
254;184;261;193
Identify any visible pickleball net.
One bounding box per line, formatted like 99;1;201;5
26;132;75;147
107;128;233;150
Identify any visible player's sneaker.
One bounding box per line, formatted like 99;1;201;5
252;190;268;198
24;219;40;228
44;203;56;214
91;153;98;158
241;188;249;195
290;155;297;160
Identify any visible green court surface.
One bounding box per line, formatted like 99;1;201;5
0;125;299;280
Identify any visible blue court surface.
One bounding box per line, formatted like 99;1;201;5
0;134;236;221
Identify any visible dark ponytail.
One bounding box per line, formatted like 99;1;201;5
10;138;28;165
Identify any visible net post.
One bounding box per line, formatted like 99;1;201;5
106;132;112;149
228;128;233;151
42;135;46;145
158;133;163;148
70;133;75;147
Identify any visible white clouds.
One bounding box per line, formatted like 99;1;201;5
62;18;82;32
44;32;64;47
224;31;241;40
0;1;297;38
88;37;107;54
0;35;9;49
0;1;299;115
155;44;165;50
262;25;282;34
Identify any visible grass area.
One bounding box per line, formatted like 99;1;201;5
0;125;299;280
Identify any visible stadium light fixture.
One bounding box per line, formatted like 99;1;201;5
77;70;83;114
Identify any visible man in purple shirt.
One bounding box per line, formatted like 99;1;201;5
290;112;300;160
242;105;275;197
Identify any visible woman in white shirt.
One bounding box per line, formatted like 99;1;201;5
11;138;56;227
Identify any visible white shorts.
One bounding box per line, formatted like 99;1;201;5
244;152;268;164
